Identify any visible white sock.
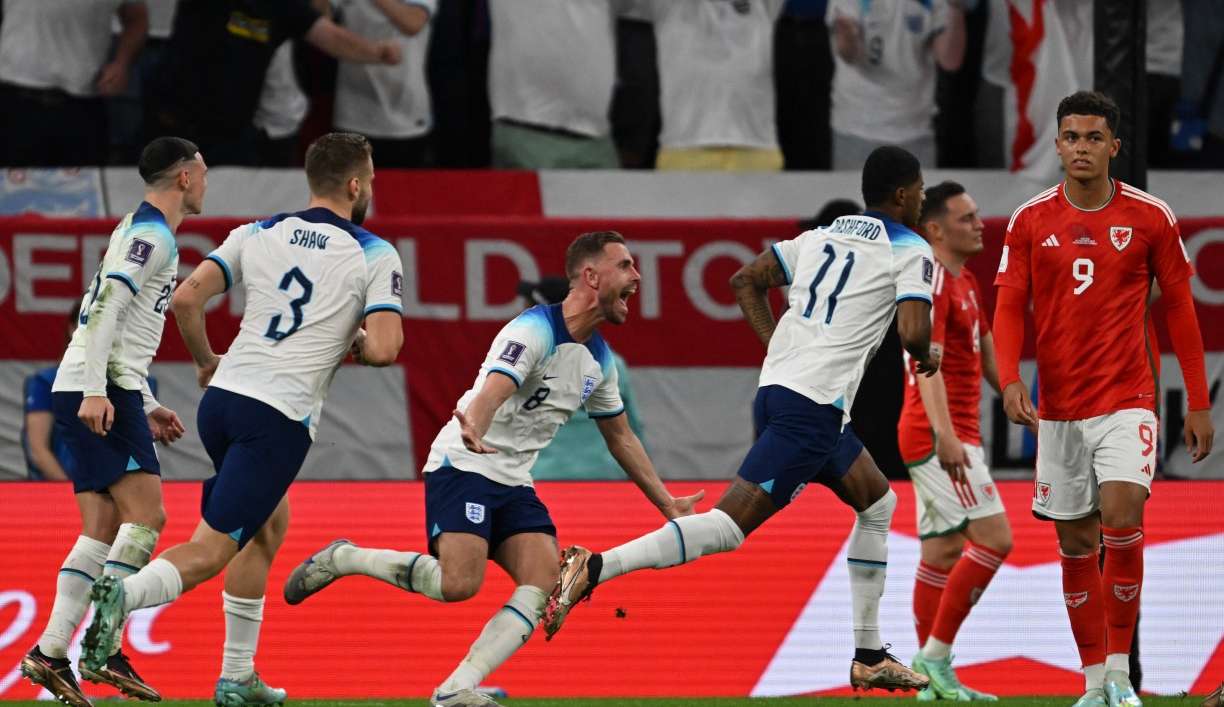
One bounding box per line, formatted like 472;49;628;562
221;592;263;682
38;535;110;658
1105;653;1130;674
103;523;159;655
1085;662;1107;690
847;489;896;651
331;545;444;602
921;637;952;661
437;585;546;694
600;509;744;582
122;557;183;611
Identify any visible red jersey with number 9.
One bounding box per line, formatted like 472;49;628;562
993;180;1193;420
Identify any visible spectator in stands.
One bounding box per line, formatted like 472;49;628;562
252;42;310;166
1174;0;1224;168
22;306;81;481
144;0;403;166
798;197;860;230
0;0;148;167
519;276;647;480
826;0;966;170
108;0;179;165
644;0;787;171
1147;0;1183;168
333;0;435;168
488;0;625;169
775;0;836;170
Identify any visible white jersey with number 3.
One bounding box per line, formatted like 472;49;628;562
204;207;404;438
760;211;934;421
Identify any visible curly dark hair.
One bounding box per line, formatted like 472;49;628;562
1056;91;1121;134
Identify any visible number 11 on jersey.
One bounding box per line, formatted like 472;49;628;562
803;243;856;324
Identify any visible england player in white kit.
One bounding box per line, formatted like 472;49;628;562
22;138;202;707
282;231;701;707
81;134;404;707
549;147;940;692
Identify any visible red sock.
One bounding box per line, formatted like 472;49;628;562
1101;526;1144;657
1061;551;1107;668
914;561;949;646
930;545;1006;645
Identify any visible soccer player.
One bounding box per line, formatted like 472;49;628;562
994;91;1214;707
78;133;405;707
898;181;1012;700
547;146;940;692
282;231;702;707
21;137;201;707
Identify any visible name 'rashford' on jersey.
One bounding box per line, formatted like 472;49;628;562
205;207;404;438
425;303;624;488
760;212;935;421
55;202;178;395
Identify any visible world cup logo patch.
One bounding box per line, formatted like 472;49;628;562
126;238;154;266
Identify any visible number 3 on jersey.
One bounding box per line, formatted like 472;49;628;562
803;243;856;323
265;267;313;340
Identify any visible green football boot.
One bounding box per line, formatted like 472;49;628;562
81;576;127;674
214;673;287;707
1073;688;1109;707
912;652;998;701
1104;670;1142;707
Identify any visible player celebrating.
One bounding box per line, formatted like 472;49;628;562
899;181;1011;700
994;91;1214;707
547;146;939;692
21;138;200;707
282;231;701;707
78;133;405;707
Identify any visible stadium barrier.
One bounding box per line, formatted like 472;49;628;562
0;480;1221;699
0;216;1220;481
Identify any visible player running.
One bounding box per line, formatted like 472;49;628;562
78;133;405;707
21;137;200;707
899;181;1012;701
994;91;1214;707
282;230;702;707
547;146;940;692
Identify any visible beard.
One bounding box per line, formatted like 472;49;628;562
351;194;371;225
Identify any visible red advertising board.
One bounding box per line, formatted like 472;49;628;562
0;216;1220;470
1;481;1222;699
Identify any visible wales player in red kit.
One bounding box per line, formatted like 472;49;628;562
899;182;1011;700
994;91;1214;707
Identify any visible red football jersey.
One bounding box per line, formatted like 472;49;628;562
994;180;1193;420
898;262;989;462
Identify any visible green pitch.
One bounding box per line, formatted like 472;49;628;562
2;698;1204;707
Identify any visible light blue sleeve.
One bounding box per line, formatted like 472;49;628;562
105;224;175;295
363;241;404;317
481;309;553;388
892;234;935;305
205;223;258;292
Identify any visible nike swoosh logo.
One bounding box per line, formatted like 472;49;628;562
542;375;558;380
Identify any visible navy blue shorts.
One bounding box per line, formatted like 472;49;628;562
197;388;312;550
52;386;160;494
424;466;557;557
736;385;865;509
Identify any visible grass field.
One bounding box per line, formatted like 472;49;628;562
0;694;1204;699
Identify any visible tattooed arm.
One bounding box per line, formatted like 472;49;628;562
729;249;789;347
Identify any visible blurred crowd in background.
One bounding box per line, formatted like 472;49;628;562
1;0;1223;173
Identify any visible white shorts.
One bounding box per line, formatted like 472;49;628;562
909;444;1006;539
1032;408;1158;520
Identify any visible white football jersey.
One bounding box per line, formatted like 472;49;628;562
759;212;934;422
205;207;404;438
55;202;179;396
425;303;624;487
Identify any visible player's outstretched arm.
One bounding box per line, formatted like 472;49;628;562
354;311;403;366
730;249;788;347
453;372;518;454
991;286;1037;427
596;414;704;519
172;260;227;388
897;299;939;376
